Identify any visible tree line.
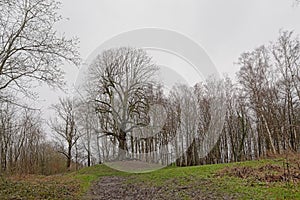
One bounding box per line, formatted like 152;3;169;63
47;30;299;169
0;0;80;174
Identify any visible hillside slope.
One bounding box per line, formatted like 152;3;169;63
1;156;300;199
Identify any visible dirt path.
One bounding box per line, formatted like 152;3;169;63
85;176;236;200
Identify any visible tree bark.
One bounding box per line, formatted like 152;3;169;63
118;130;127;160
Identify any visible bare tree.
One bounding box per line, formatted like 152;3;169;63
0;102;55;174
236;30;300;156
76;101;97;166
86;47;158;160
0;102;16;172
50;97;81;169
272;31;300;151
0;0;80;101
238;46;277;155
169;84;199;166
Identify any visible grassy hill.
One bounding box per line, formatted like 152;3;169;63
1;156;300;199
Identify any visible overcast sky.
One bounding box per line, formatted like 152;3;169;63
38;0;300;122
56;0;300;79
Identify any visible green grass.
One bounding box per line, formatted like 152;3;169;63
72;158;299;199
1;158;299;199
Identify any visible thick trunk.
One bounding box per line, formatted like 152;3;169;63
118;130;127;160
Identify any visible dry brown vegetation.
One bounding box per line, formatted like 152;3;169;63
216;154;300;183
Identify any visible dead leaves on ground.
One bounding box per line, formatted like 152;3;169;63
216;160;300;183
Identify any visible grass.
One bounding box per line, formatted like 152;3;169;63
0;174;81;200
1;157;299;199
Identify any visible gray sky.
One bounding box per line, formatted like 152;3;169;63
39;0;300;123
56;0;300;80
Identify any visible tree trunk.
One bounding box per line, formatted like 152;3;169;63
118;130;127;160
87;150;91;167
67;143;72;169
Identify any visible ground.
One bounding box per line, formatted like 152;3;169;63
85;175;235;200
1;155;300;199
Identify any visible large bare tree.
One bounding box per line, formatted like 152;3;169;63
86;47;158;160
0;0;80;101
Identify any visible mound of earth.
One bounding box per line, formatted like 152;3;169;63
104;160;166;173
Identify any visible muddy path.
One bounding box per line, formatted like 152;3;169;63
85;175;236;200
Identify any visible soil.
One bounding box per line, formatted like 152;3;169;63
85;175;235;200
